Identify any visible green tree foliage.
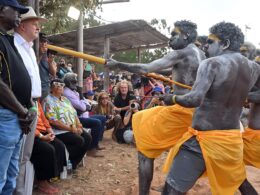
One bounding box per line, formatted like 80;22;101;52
20;0;101;34
113;19;171;63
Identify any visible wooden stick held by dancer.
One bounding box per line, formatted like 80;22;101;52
46;44;191;89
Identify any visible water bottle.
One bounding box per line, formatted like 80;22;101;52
66;160;73;179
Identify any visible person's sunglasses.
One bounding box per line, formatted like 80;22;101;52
53;82;65;87
101;97;109;100
171;31;179;37
206;39;215;45
71;80;77;84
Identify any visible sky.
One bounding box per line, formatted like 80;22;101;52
97;0;260;47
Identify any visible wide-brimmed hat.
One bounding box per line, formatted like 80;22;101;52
0;0;29;14
21;6;47;22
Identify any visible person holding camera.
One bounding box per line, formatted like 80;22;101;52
145;86;165;109
113;80;135;120
113;99;139;144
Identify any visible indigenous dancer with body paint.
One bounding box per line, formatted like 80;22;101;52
240;78;260;195
162;22;260;195
106;20;205;195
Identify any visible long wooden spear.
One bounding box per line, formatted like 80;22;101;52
47;44;106;65
47;44;191;90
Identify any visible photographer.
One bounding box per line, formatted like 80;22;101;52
113;99;140;144
113;80;135;119
145;86;165;109
134;76;154;109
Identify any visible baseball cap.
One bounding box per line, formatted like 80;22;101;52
0;0;29;14
86;91;95;96
151;86;163;95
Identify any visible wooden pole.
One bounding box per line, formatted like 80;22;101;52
77;11;84;88
104;36;110;92
146;73;192;90
137;48;141;63
47;44;106;64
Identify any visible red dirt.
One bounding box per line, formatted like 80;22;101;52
33;130;260;195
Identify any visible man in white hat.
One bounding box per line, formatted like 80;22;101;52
13;6;47;195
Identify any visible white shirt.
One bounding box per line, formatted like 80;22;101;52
14;32;42;98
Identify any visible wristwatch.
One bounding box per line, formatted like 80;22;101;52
39;133;43;139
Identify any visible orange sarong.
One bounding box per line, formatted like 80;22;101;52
163;127;246;195
132;104;193;158
243;128;260;168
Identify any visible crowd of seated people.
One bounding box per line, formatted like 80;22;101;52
30;62;172;193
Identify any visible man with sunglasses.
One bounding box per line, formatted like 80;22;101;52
107;20;205;195
162;22;260;195
0;1;35;194
43;78;92;169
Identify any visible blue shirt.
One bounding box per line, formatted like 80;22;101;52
39;53;50;90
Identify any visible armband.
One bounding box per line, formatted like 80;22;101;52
172;95;177;104
29;106;37;112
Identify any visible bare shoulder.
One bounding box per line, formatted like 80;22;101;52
249;60;260;73
169;44;206;64
248;60;260;88
165;44;202;58
199;57;221;70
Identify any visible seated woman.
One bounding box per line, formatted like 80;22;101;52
31;101;67;194
63;73;106;148
94;92;123;140
43;79;93;169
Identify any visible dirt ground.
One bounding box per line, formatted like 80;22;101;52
33;130;260;195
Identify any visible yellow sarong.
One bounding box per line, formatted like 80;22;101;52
243;128;260;168
132;104;193;158
163;127;246;195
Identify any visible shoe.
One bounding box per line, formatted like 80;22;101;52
37;180;59;194
87;149;104;158
96;145;105;150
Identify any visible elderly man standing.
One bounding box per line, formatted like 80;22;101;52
13;6;46;195
0;1;35;194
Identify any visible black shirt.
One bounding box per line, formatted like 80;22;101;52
114;92;134;119
0;31;32;108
